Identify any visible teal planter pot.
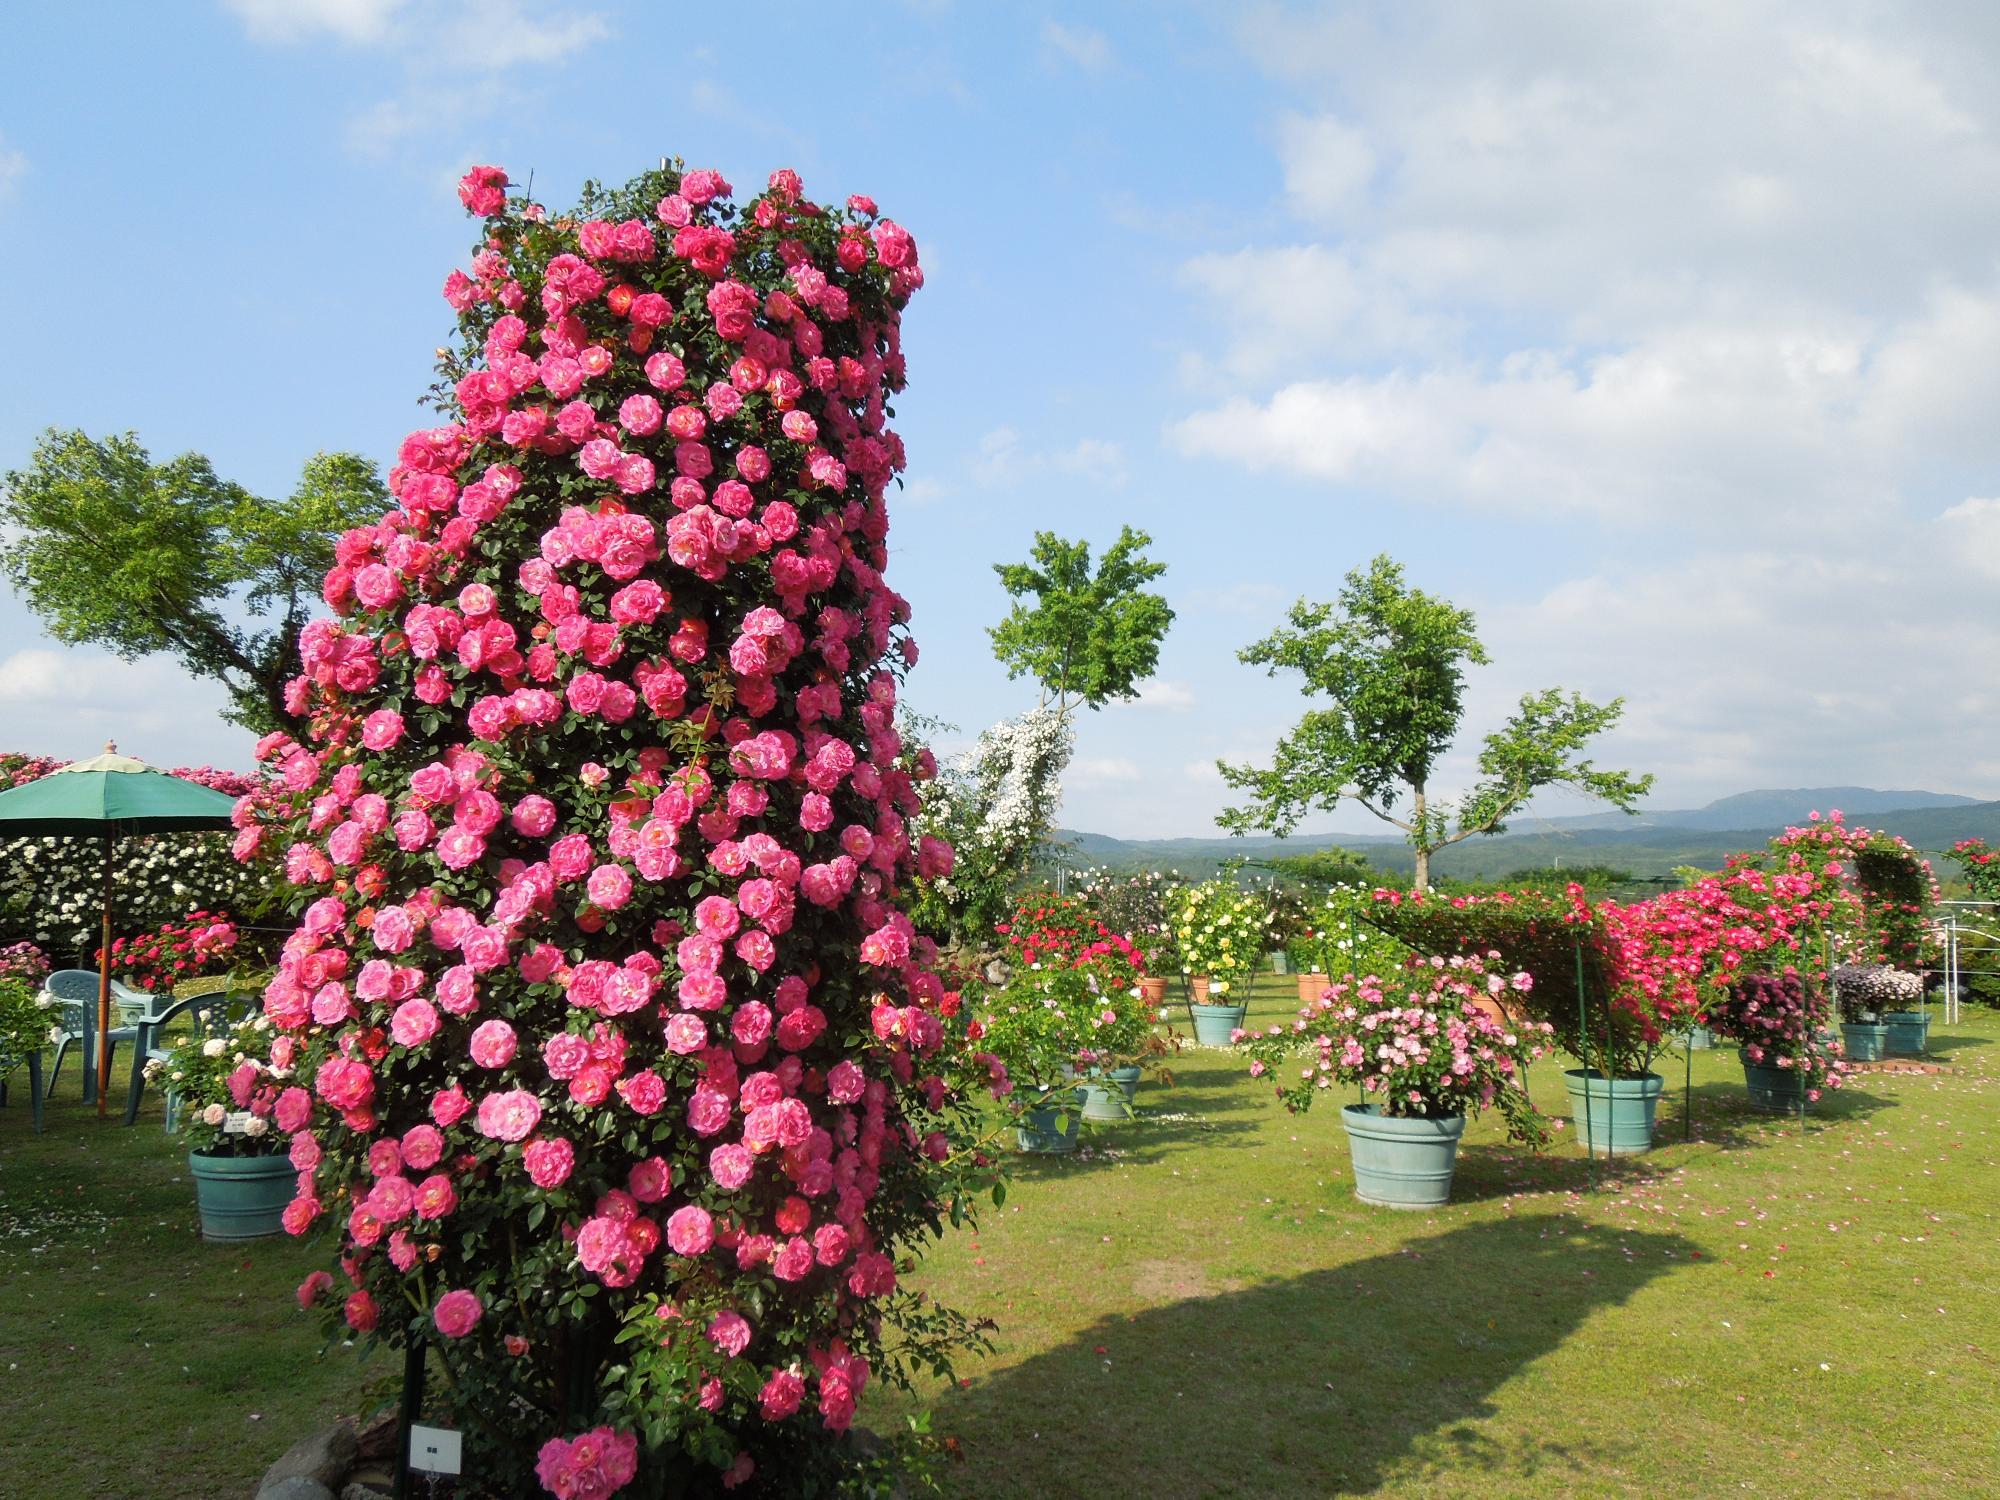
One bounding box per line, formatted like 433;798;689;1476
1016;1089;1086;1154
1078;1065;1142;1122
1882;1011;1929;1056
1189;1002;1247;1047
1563;1070;1663;1155
1268;950;1290;975
1685;1025;1714;1051
1340;1105;1464;1209
188;1151;294;1241
1841;1022;1889;1062
1740;1054;1810;1113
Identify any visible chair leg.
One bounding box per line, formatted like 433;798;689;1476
28;1052;43;1134
47;1039;67;1096
124;1028;149;1126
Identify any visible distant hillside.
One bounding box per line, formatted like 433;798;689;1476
1662;787;1981;832
1052;789;2000;884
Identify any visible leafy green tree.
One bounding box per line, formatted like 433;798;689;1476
0;430;385;732
989;526;1174;717
1218;554;1653;889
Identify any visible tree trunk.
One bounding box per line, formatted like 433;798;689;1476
1412;782;1429;890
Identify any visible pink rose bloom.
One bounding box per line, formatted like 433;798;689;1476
772;1235;814;1282
393;809;435;851
618;393;663;435
826;1060;865;1104
390;998;440;1049
709;1143;754;1191
360;709;406;751
627;1157;672;1202
549;835;593;882
433;1289;482;1339
524;1136;575;1189
273;1087;312;1134
469;1019;518;1068
667;1204;715;1256
664;1013;707;1055
616;1069;666;1115
401;1124;445;1170
344;1291;378;1333
431;1085;472;1127
707;1309;752;1357
510;794;557;837
586;863;633;911
475;1089;543;1142
758;1367;804;1421
460;925;509;972
413;1173;458;1219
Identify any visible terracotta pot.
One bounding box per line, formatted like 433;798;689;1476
1138;977;1168;1005
1297;973;1332;1004
1189;975;1212;1004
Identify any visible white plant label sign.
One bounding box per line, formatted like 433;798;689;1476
409;1424;462;1475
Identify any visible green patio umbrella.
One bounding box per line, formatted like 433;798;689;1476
0;743;238;1116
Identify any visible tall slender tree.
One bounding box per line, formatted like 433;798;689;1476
988;525;1174;718
1218;554;1653;888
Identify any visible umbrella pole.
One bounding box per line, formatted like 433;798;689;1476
97;832;113;1118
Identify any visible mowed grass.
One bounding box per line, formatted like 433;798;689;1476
0;1075;385;1499
886;976;2000;1499
1;979;1994;1499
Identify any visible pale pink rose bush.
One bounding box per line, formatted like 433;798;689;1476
237;159;996;1495
1236;953;1557;1144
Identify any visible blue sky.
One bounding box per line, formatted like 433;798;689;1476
3;1;1998;838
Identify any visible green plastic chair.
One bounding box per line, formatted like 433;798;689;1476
124;984;260;1129
42;969;151;1104
0;1049;47;1133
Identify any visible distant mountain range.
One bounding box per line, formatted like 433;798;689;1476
1053;787;1999;882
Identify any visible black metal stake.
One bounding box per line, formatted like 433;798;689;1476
394;1334;426;1500
1684;1026;1694;1143
1573;937;1595;1191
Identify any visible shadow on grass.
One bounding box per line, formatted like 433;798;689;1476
1915;1027;1991;1058
936;1213;1696;1498
1654;1078;1899;1152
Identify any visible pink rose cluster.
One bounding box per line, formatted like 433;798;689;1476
238;159;982;1496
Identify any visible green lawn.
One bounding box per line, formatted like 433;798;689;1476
2;979;1994;1498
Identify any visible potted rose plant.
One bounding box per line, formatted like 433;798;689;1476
0;970;56;1130
1706;969;1848;1111
1831;963;1918;1061
1171;879;1270;1044
976;965;1104;1152
1236;953;1555;1208
148;1011;292;1240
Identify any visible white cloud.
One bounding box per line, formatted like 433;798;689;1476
1171;289;2000;529
439;1;606;67
220;0;409;43
973;427;1128;488
0;649;248;768
224;0;606;159
1127;679;1197;712
1070;756;1141;786
0;136;26;200
1276;112;1373;220
1938;497;2000;580
1041;19;1111;71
